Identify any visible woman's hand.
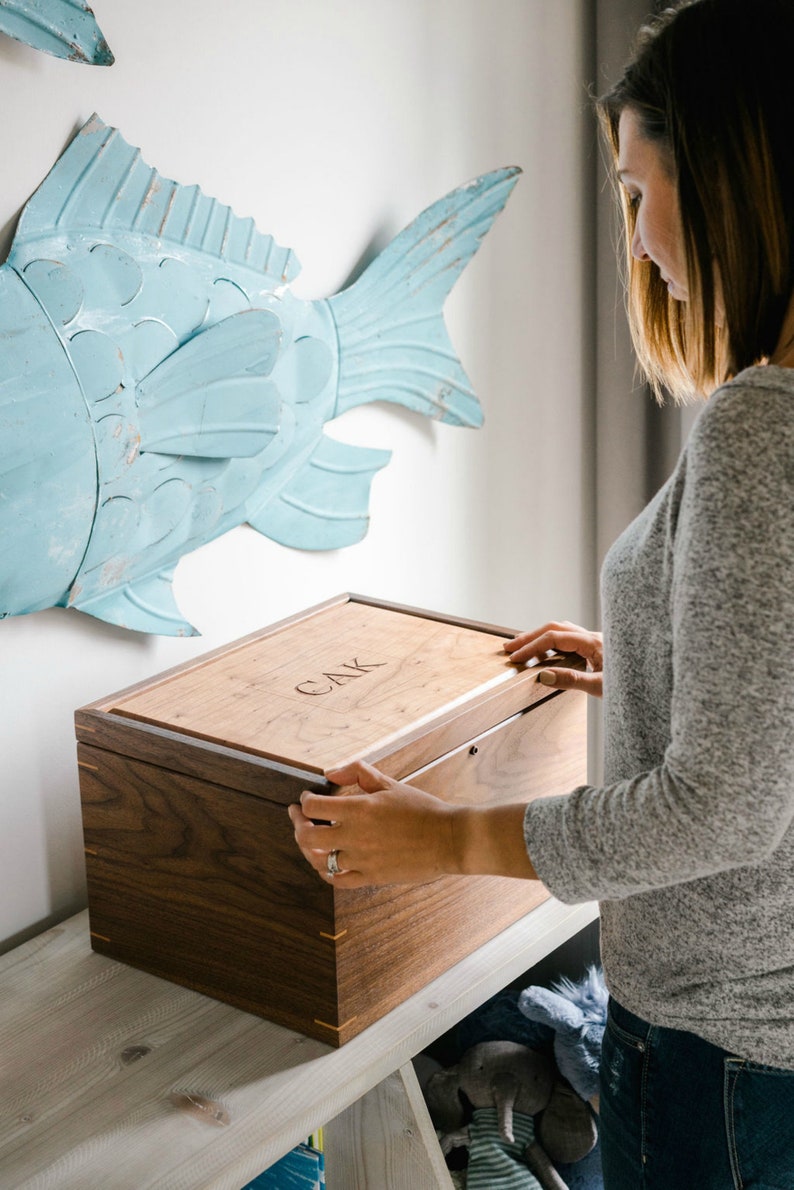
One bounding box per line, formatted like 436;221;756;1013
288;761;459;888
504;621;604;698
288;761;538;888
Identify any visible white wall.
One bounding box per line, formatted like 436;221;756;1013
0;0;595;950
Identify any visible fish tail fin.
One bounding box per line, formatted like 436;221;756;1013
328;166;521;427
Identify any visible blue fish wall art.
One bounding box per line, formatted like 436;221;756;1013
0;0;113;65
0;114;520;635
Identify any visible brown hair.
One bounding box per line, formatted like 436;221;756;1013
598;0;794;401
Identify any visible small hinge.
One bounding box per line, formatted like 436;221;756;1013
90;931;111;943
319;929;347;941
78;761;99;771
84;847;98;857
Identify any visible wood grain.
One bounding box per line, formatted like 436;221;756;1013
331;691;588;1042
104;600;538;773
79;690;585;1047
80;743;341;1036
75;709;330;804
0;901;597;1189
323;1063;455;1189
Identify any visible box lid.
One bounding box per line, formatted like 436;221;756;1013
105;596;541;775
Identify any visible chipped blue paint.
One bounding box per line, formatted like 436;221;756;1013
0;0;113;65
0;115;520;636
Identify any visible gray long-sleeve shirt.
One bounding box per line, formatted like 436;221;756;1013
524;365;794;1068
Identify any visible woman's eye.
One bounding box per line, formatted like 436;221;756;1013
627;192;641;210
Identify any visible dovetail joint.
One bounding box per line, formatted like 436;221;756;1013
313;1016;357;1034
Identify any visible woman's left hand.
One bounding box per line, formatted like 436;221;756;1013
505;620;604;697
288;761;459;888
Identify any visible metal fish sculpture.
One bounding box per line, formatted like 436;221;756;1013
0;114;519;635
0;0;113;65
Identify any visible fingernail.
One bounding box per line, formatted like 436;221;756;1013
537;670;556;687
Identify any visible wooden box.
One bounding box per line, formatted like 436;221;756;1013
75;594;587;1047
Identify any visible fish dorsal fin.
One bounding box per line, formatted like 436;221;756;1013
13;115;300;285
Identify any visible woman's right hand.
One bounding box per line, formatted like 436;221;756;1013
504;621;604;698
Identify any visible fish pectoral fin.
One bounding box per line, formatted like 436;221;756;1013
247;434;391;550
138;310;283;459
70;570;199;637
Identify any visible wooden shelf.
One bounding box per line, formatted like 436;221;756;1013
0;901;597;1188
323;1063;456;1190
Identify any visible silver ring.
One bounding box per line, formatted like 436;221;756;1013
326;849;341;877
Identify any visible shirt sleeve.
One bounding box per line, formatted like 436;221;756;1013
524;379;794;903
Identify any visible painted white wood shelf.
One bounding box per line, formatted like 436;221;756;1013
0;900;597;1189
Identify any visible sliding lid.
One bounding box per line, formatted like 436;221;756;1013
107;597;538;774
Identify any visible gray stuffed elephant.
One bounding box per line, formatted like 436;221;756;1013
425;1040;597;1190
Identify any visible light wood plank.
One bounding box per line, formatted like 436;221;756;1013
0;901;597;1188
323;1063;454;1190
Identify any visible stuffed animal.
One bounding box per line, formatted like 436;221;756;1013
425;1040;597;1190
518;966;608;1111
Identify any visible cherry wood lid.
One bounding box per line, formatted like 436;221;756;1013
107;597;529;774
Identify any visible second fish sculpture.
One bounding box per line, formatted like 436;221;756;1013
0;0;113;65
0;114;519;635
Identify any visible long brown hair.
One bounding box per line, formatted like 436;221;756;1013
599;0;794;401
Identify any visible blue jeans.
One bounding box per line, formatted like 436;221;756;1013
599;998;794;1189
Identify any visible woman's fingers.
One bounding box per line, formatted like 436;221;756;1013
287;799;351;882
289;762;402;880
286;800;369;887
536;666;603;697
291;763;392;849
289;764;457;887
504;621;604;698
505;623;603;667
504;624;601;664
324;759;390;793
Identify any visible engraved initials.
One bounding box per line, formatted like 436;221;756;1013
295;658;387;696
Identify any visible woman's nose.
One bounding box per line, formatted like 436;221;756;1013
631;224;650;262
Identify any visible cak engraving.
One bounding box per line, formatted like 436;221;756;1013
295;658;387;696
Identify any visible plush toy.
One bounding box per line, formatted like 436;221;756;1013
456;988;554;1054
518;966;608;1111
425;1040;597;1190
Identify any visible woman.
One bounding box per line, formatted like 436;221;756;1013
289;1;794;1184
